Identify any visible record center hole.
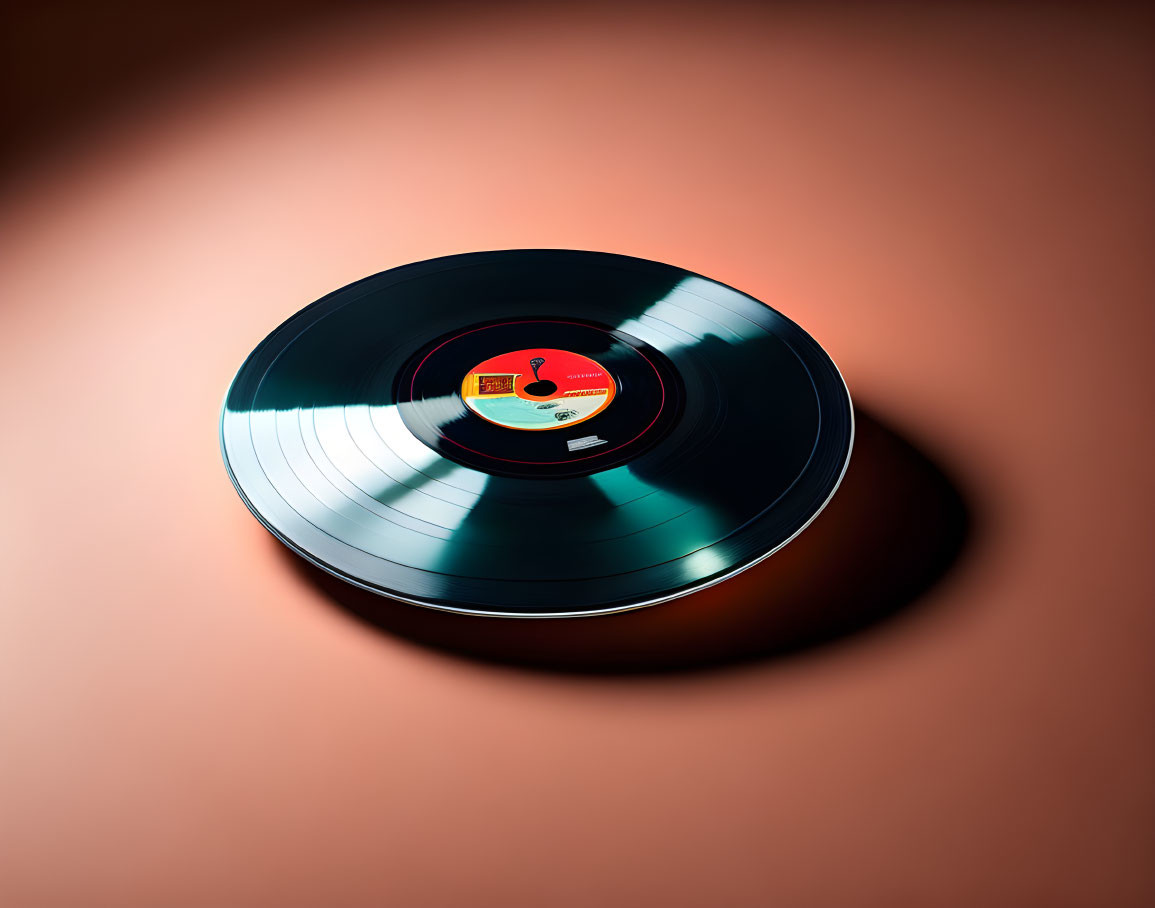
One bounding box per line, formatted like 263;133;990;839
523;380;557;397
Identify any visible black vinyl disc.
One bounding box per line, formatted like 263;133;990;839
220;250;853;617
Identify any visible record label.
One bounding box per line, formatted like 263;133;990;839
396;317;682;478
460;348;616;431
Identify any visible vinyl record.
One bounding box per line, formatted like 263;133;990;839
220;250;853;617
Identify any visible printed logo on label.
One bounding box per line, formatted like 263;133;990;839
461;348;616;432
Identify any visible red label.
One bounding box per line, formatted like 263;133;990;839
461;348;616;431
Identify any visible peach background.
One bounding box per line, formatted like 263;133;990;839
1;3;1153;905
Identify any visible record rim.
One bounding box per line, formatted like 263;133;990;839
219;249;855;619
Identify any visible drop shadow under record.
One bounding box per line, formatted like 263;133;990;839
277;407;976;674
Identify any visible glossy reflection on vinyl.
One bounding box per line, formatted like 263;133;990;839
220;250;853;616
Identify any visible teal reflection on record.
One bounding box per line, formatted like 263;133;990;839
220;250;853;617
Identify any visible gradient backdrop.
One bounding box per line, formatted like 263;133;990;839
1;2;1153;905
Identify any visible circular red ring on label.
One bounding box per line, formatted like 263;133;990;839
460;348;616;431
399;317;680;475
